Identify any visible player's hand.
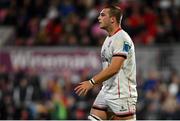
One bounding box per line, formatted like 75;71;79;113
74;81;93;96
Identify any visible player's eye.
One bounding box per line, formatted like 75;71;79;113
100;13;105;17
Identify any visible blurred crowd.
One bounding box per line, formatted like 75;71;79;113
137;68;180;120
1;0;180;120
0;64;99;120
0;0;180;46
1;62;180;120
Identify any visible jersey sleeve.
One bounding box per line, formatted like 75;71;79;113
112;39;131;59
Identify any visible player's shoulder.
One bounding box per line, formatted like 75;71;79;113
119;29;131;38
115;30;133;43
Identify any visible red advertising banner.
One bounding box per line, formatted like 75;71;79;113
0;48;101;74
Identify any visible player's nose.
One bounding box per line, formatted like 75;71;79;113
98;16;101;21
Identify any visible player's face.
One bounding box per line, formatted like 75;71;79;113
98;8;111;29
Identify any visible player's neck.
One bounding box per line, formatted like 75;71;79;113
108;25;121;37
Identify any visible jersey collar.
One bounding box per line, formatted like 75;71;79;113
109;28;122;37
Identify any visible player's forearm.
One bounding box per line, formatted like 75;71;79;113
89;56;124;86
92;65;120;85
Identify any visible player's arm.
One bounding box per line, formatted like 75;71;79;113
74;56;125;96
92;56;125;85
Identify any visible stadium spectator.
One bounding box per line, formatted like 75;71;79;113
0;0;179;46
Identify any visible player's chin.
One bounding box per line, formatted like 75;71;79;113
99;23;104;28
99;25;105;29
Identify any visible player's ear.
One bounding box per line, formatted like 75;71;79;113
111;17;115;23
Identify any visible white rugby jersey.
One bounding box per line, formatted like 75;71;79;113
101;29;137;98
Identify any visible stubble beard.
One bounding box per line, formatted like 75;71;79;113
99;24;108;31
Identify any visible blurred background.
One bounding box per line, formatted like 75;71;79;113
0;0;180;120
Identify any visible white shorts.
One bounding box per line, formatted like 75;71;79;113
92;90;137;117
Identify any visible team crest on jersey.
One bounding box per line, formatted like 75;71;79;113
123;41;131;52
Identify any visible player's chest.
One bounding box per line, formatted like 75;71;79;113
101;39;113;61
